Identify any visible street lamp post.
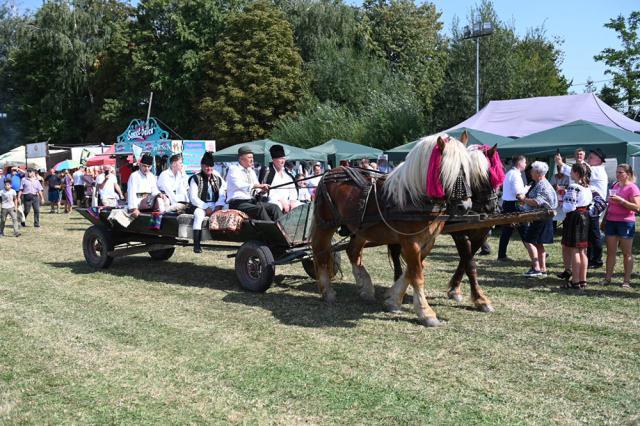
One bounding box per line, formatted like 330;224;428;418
463;21;494;112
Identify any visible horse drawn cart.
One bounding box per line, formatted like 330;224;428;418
77;203;336;292
77;203;553;293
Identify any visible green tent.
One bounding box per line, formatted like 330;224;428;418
308;139;383;166
496;120;640;163
213;139;327;164
385;128;515;162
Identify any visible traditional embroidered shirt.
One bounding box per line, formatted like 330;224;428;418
157;168;189;204
127;170;160;209
226;165;259;201
562;183;592;213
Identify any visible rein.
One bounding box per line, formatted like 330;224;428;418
372;180;439;236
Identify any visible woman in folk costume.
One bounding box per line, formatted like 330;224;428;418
188;151;226;253
259;144;300;213
127;153;168;217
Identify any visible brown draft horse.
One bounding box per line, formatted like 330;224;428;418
386;142;505;314
311;134;472;327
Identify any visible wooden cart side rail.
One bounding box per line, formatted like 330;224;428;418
441;209;554;234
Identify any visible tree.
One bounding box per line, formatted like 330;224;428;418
431;0;568;131
362;0;447;116
594;11;640;118
199;1;303;146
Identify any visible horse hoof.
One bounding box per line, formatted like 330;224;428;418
419;317;441;327
449;293;464;303
384;300;402;313
323;293;337;305
479;304;495;313
360;292;376;303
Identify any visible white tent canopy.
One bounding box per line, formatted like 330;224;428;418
447;93;640;138
0;145;67;170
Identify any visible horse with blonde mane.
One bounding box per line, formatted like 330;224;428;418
386;140;506;314
311;133;472;327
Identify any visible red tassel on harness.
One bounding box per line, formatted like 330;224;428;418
479;144;505;189
426;142;445;199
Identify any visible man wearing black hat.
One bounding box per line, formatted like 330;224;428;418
226;145;282;221
258;144;300;213
188;151;226;253
127;153;167;217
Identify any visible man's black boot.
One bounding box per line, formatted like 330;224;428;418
193;230;203;253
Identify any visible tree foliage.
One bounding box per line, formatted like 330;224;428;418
199;1;303;147
594;11;640;117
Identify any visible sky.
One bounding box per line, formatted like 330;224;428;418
13;0;638;92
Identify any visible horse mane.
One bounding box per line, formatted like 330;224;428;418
467;145;491;191
383;133;470;208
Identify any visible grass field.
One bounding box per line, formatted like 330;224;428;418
1;211;639;424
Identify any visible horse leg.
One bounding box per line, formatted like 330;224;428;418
347;236;375;302
404;239;440;327
447;233;468;303
464;229;494;312
311;227;338;304
388;244;403;281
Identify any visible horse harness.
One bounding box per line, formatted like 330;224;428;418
315;166;447;231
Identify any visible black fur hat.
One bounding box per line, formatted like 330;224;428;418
201;151;215;167
269;144;286;159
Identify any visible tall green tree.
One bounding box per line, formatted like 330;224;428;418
362;0;447;116
3;0;130;145
594;11;640;117
199;1;303;146
431;0;568;131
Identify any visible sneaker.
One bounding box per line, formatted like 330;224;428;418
478;249;491;256
523;268;543;277
621;282;632;289
539;270;548;278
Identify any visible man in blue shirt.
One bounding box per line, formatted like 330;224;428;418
7;167;23;192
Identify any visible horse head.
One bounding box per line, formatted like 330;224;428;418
383;131;472;216
467;142;505;214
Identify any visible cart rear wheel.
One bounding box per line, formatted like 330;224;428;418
83;225;114;269
302;250;341;280
148;247;175;261
235;241;275;292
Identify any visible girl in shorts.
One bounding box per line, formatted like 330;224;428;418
601;164;640;288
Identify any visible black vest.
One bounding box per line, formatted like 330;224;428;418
259;164;299;196
188;172;221;203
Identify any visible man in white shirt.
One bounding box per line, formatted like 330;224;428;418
72;167;85;207
226;146;282;221
127;153;167;217
259;144;300;213
497;155;527;261
95;165;124;207
188;152;226;253
157;153;189;213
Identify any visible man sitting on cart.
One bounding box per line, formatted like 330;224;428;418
127;153;168;217
157;153;189;213
258;144;300;214
188;151;226;253
226;146;282;222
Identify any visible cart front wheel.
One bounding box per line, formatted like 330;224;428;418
235;241;275;292
83;225;114;269
302;250;341;280
148;247;175;261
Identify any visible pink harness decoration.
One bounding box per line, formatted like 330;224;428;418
426;138;446;199
480;145;505;189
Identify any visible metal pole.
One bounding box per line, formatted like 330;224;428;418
146;92;153;125
476;37;480;113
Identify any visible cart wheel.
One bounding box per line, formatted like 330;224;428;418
148;247;175;261
302;250;341;280
235;241;275;292
83;225;114;269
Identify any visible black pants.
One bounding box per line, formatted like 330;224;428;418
497;201;521;258
22;194;40;226
74;185;85;206
587;214;603;265
228;199;283;221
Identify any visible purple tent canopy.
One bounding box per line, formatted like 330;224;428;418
447;93;640;138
